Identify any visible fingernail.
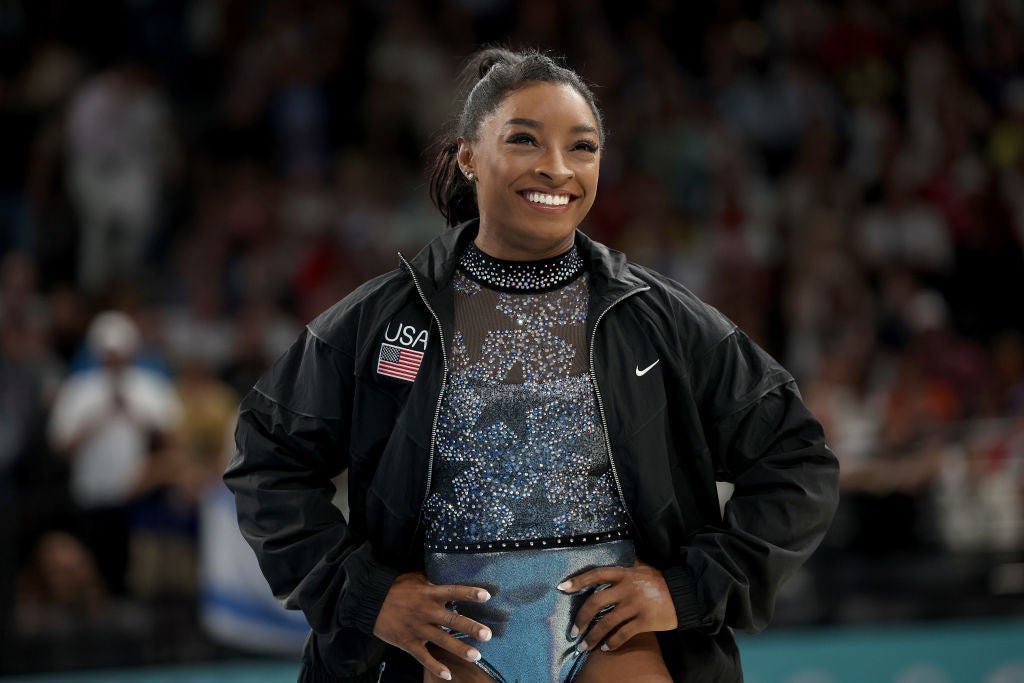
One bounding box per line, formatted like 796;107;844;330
467;648;481;662
569;625;579;638
557;581;572;592
601;643;609;652
478;628;492;642
440;671;452;681
577;640;589;652
478;590;491;601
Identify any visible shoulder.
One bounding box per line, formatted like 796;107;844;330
621;261;793;405
623;261;738;356
304;267;413;355
578;230;737;355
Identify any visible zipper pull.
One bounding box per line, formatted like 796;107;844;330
377;660;386;683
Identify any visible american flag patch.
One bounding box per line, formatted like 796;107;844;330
377;343;424;382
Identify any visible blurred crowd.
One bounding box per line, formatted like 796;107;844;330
2;0;1024;674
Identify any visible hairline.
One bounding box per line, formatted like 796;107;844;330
462;78;605;144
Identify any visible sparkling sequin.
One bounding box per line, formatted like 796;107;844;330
423;264;630;548
459;242;585;293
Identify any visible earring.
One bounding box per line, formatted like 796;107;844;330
464;170;476;182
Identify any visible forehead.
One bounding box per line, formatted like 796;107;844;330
483;81;598;132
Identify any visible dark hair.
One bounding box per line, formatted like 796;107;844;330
428;47;605;228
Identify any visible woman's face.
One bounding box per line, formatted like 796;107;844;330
458;81;601;259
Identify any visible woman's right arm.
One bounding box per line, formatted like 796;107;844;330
225;327;400;636
226;326;493;678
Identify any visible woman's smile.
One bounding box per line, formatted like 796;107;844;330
519;189;577;210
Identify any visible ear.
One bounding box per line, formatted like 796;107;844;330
456;138;474;176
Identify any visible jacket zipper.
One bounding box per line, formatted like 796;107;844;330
589;285;650;532
398;253;449;532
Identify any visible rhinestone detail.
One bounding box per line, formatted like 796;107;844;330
423;270;630;550
458;241;585;293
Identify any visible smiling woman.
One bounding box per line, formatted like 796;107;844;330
225;47;839;683
455;81;601;260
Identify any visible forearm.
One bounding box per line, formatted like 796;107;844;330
666;385;839;634
226;391;398;635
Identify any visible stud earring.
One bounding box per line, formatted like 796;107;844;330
464;170;476;182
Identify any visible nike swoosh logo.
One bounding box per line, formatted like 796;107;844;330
635;359;660;377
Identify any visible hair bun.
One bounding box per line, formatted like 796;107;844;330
475;47;519;79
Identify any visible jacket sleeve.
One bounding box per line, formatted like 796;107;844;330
224;327;399;637
662;328;839;635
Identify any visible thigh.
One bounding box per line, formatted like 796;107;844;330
575;632;671;683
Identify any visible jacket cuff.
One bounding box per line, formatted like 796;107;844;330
662;565;704;630
339;542;401;636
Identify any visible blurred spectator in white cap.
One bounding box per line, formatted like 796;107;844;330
47;310;183;596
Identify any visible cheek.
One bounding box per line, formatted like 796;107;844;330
580;170;600;207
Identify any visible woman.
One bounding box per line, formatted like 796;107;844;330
225;48;838;683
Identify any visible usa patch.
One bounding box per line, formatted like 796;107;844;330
377;343;424;382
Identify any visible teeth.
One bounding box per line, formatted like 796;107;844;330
525;191;570;206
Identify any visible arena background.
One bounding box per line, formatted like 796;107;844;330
1;1;1024;681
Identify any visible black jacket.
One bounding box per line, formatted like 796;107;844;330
225;221;839;682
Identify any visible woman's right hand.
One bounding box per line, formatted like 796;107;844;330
372;571;493;681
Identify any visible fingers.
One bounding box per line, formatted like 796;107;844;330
374;572;495;676
585;606;638;655
419;623;484;663
571;583;625;638
436;583;492;604
558;566;625;593
576;600;639;652
429;608;493;643
407;642;454;681
426;585;492;642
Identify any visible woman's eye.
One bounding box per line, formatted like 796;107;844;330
508;134;535;145
575;141;599;153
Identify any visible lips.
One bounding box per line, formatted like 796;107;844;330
519;190;577;209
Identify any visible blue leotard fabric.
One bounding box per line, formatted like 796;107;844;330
426;540;635;683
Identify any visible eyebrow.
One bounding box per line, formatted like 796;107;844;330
504;118;599;136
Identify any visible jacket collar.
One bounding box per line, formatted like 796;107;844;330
402;219;646;302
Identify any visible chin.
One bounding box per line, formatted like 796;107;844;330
518;224;577;247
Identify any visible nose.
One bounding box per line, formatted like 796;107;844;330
535;149;574;185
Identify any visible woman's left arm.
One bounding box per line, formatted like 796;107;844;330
567;329;839;651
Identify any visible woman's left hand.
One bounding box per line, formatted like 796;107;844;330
559;559;678;652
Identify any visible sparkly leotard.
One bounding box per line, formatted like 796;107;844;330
423;243;635;682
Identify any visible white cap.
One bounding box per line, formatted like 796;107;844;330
86;310;141;357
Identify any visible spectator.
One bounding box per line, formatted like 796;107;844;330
16;531;107;619
47;311;183;595
65;66;178;296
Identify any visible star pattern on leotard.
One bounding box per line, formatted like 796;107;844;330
423;272;629;547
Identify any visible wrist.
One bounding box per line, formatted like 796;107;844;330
661;566;703;631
